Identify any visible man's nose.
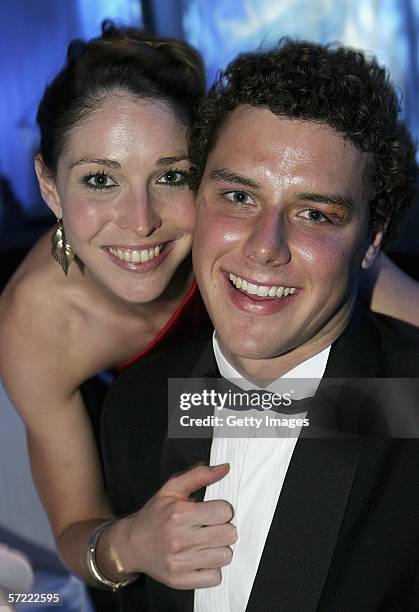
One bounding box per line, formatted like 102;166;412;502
244;210;291;266
116;192;162;236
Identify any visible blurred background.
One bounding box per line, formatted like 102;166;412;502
0;1;418;610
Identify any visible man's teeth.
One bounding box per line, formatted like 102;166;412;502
109;245;162;263
228;273;296;298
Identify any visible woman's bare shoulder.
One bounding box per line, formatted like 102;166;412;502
2;231;77;333
0;231;103;389
0;229;151;390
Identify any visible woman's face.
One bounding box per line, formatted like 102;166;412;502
43;92;195;305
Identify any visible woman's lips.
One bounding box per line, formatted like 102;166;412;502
102;241;174;272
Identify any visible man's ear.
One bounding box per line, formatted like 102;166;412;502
34;154;62;219
361;226;385;270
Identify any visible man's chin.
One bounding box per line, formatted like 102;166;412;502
218;333;292;362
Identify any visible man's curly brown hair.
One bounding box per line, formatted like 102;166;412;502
188;38;418;245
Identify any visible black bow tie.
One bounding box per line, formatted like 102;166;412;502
203;370;312;416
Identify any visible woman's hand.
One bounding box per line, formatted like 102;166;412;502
99;463;237;589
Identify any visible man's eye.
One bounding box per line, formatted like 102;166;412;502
83;172;118;190
225;191;252;205
157;170;187;186
298;209;328;223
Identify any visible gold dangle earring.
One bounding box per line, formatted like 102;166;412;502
51;219;75;275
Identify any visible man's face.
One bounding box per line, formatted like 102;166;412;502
193;106;380;367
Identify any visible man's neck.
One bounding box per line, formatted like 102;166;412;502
218;307;354;387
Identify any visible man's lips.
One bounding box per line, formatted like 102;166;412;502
227;272;297;298
221;271;298;315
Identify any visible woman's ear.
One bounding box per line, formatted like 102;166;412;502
361;227;385;270
34;154;62;218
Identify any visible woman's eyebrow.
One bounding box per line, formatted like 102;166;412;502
69;157;121;169
208;168;260;189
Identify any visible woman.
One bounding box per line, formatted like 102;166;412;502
0;22;418;590
0;23;208;586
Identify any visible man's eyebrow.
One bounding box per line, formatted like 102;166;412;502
157;155;189;165
208;169;261;189
297;192;354;210
69;158;121;169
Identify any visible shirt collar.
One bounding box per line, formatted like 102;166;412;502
212;331;331;398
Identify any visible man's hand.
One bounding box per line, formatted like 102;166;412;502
106;463;236;589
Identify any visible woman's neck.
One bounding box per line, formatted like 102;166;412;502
79;255;194;324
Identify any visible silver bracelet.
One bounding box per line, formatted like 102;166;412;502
86;520;138;591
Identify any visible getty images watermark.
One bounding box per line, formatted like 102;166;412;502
178;387;309;434
167;377;419;439
168;378;312;438
178;388;293;411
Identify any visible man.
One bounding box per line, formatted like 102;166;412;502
99;40;419;610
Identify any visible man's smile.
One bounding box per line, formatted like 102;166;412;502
222;272;298;315
228;272;297;298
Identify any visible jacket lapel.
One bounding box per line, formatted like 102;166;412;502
246;438;361;612
321;305;383;379
160;339;216;487
149;341;216;612
247;306;383;611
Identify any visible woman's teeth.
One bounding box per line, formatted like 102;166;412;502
109;245;163;263
229;273;296;298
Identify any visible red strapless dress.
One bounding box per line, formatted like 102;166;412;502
118;280;212;371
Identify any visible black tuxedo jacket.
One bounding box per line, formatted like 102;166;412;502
102;308;419;611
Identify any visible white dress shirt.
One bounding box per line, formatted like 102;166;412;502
194;334;331;612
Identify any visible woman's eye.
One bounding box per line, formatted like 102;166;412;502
157;170;187;186
298;208;328;223
225;191;252;205
83;172;118;190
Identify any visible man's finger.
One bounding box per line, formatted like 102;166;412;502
160;463;230;499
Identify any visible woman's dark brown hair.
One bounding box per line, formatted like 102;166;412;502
37;20;205;175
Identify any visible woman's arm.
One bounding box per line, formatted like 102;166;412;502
361;252;419;327
0;319;235;589
0;276;113;585
25;394;113;583
0;265;236;589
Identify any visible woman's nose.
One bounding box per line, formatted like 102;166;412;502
116;193;162;236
